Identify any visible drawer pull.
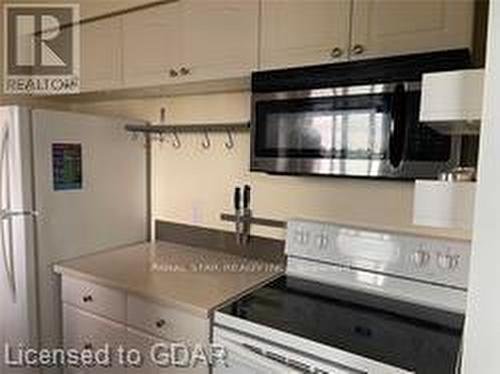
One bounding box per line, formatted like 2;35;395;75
351;44;365;55
330;47;343;59
83;343;93;350
179;67;191;76
155;319;166;328
82;295;93;303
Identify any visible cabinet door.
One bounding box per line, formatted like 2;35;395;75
350;0;475;60
260;0;351;70
125;328;169;374
63;304;126;374
126;328;208;374
80;17;122;92
79;1;158;19
122;1;182;88
180;0;259;82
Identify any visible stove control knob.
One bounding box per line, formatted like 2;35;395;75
294;230;309;245
315;233;329;250
412;250;430;267
437;253;459;270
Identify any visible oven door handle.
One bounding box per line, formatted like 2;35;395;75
219;337;303;374
389;83;407;168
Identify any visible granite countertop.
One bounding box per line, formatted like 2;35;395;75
54;241;284;318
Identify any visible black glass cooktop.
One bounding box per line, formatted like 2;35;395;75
219;276;464;374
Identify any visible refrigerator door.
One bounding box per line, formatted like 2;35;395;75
31;109;147;359
0;106;39;374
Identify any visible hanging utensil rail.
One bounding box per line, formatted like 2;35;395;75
125;122;250;134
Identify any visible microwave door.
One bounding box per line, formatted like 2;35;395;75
252;94;393;177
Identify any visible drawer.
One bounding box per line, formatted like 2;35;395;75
126;295;210;345
62;276;126;323
63;304;126;374
126;327;208;374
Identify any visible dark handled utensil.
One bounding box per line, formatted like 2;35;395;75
243;185;251;209
234;187;241;211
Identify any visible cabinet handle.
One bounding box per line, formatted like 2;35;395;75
330;47;343;59
169;69;179;77
155;319;166;328
179;67;191;76
82;295;93;303
351;44;365;55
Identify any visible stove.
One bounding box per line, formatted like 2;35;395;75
213;220;470;374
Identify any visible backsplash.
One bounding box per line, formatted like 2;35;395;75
70;91;471;241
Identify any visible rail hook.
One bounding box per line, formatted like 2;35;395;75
160;107;167;124
201;130;211;149
171;131;181;149
159;132;166;143
224;129;234;150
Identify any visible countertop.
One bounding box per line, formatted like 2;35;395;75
53;241;284;318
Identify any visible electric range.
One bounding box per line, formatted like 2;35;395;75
213;219;470;374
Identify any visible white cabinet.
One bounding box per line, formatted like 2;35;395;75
420;69;484;134
260;0;351;70
181;0;259;82
61;276;209;374
125;328;205;374
122;0;258;87
122;1;182;88
81;0;477;92
260;0;475;70
80;17;123;92
413;180;476;231
125;328;170;374
79;1;158;20
61;276;126;322
127;295;210;345
350;0;475;60
63;304;126;374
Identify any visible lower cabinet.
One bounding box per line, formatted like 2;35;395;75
125;328;205;374
125;328;170;374
63;304;126;374
61;276;209;374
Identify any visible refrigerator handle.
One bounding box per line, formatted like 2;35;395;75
1;210;38;219
0;124;16;301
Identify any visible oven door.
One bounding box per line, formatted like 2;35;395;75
251;84;460;179
213;326;414;374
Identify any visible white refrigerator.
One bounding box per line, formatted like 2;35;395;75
0;106;148;373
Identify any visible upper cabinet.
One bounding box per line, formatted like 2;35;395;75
78;0;158;20
181;0;259;83
79;17;123;92
122;2;182;88
260;0;351;70
350;0;475;60
259;0;475;70
121;0;259;89
76;0;478;93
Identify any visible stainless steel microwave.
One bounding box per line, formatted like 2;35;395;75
251;50;476;180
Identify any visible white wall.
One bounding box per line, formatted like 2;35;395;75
463;1;500;372
72;92;471;241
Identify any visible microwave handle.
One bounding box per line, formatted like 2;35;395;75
389;83;407;168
